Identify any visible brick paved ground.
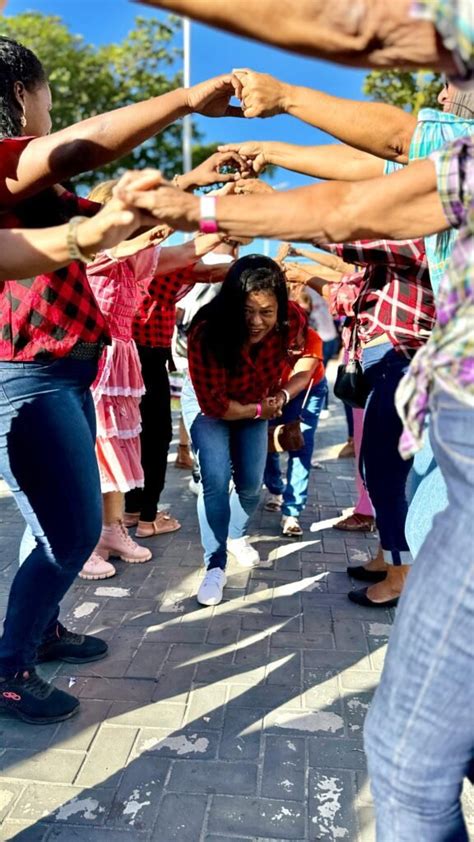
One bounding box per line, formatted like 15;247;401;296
0;380;472;842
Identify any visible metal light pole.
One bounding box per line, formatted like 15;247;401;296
182;17;192;174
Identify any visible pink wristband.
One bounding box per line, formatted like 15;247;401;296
199;195;218;234
254;402;262;419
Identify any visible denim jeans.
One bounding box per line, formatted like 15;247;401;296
0;358;102;675
364;388;474;841
264;378;328;517
361;343;413;565
181;378;268;570
406;422;448;558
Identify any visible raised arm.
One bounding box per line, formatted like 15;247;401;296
120;158;448;243
229;72;418;165
2;76;242;203
219;140;384;181
137;0;456;73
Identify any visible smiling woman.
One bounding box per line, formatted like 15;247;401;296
180;254;309;607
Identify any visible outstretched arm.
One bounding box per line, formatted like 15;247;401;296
1;76;242;203
120;158;448;243
228;72;417;164
219;140;385;181
137;0;455;73
0;194;150;281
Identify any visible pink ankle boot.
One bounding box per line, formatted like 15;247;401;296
97;521;152;564
79;551;116;580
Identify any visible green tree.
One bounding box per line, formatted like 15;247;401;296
363;69;443;113
0;12;218;187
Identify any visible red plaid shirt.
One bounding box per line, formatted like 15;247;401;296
132;263;198;349
188;301;307;418
0;137;109;361
323;239;435;357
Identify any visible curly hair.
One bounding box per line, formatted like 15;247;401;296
192;254;289;373
0;36;47;138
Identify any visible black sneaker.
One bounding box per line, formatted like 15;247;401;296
36;623;108;664
0;669;79;724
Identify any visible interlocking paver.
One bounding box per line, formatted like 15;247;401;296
2;391;470;840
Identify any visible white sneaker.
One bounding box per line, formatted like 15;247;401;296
189;477;200;496
227;536;260;568
197;568;227;606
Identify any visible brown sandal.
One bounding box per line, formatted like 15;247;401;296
333;513;375;532
136;511;181;538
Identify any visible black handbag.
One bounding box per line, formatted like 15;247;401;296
333;301;370;409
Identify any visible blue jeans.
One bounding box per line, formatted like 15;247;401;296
264;378;328;517
364;388;474;841
406;422;448;558
361;344;413;565
0;358;102;675
181;378;268;570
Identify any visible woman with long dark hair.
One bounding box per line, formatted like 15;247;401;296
0;35;239;724
182;254;308;606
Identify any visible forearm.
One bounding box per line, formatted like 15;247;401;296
0;226;76;280
138;0;455;73
13;89;189;199
265;141;385;179
276;89;416;165
280;370;314;402
296;249;352;272
305;276;329;294
155;240;205;275
222;400;259;421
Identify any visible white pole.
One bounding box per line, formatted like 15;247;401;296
182;17;192;174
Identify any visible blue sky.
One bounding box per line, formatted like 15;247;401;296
3;0;369;250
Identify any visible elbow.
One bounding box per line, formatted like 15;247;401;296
311;183;359;244
48;136;107;180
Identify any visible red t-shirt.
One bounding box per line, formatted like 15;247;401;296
0;136;109;361
280;327;325;387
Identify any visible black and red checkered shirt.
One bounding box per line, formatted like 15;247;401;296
132;265;198;349
0;137;109;361
188;301;307;418
323;239;435;357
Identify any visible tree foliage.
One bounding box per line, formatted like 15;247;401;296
363;69;443;113
0;12;219;187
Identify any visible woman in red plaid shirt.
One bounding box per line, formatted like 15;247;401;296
181;254;308;606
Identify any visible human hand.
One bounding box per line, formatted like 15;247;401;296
276;242;292;264
233;178;274;195
231;69;290;118
115;169;200;233
77;170;164;256
217;140;269;174
179;150;252;190
271;391;288;413
283;262;313;285
260;396;282;420
186;75;243;118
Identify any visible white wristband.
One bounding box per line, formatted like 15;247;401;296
199;195;218;234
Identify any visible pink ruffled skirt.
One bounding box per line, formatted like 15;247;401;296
92;339;145;493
